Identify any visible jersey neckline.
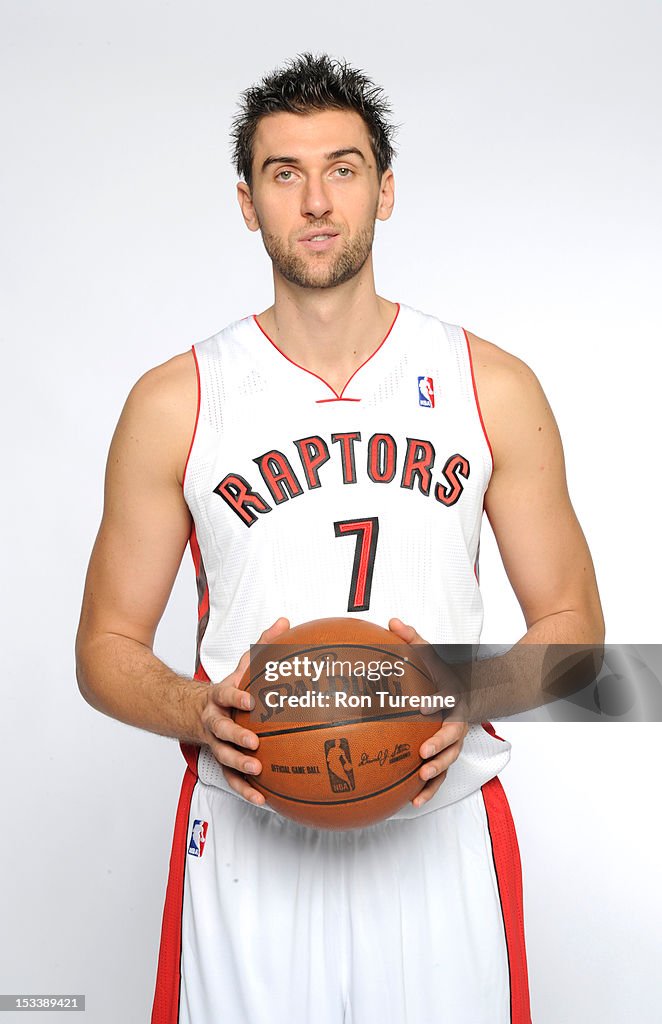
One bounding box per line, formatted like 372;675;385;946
251;302;402;402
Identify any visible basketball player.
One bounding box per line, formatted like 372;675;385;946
75;53;604;1024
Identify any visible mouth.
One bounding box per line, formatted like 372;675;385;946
298;231;340;252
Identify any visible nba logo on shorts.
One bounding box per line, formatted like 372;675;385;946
417;376;435;408
188;819;208;857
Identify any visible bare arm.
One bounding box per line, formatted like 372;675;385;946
390;332;605;774
439;332;606;718
75;353;283;803
456;332;604;717
75;353;208;739
473;331;604;646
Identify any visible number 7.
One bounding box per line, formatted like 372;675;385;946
333;517;380;612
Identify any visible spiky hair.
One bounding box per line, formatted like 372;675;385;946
230;52;397;186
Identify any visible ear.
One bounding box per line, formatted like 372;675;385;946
376;168;395;222
236;182;261;232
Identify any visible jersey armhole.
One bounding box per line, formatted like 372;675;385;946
181;344;201;491
462;327;494;472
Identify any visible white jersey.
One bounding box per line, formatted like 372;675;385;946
181;302;511;815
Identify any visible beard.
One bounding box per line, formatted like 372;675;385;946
259;218;376;290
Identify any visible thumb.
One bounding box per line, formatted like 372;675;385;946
388;617;427;645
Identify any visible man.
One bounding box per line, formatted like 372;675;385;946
75;53;604;1024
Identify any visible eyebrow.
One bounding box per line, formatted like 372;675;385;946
260;147;368;173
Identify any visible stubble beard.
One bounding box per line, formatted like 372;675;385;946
259;219;377;291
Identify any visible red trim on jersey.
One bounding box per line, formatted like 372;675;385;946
181;346;201;491
481;775;532;1024
182;523;210;769
315;397;362;403
253;303;401;400
189;521;202;575
188;523;212;685
151;765;197;1024
462;327;494;471
482;720;506;742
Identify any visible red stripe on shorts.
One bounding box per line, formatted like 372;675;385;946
151;765;197;1024
481;774;532;1024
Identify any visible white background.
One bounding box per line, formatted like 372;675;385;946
1;1;660;1021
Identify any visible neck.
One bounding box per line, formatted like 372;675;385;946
255;258;398;395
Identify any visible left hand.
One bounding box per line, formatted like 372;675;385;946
388;617;470;808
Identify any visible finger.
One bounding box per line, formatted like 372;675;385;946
388;617;424;645
257;617;291;644
419;721;468;760
418;738;464;782
233;646;253;680
207;736;262;777
388;617;445;686
210;681;256;714
231;617;292;683
412;770;448;807
222;765;266;807
206;712;260;751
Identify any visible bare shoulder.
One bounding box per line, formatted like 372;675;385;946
466;329;541;397
464;329;560;464
129;348;197;398
113;349;198;486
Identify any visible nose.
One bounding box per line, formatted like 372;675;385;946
301;174;333;221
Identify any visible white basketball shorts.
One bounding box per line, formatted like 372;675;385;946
151;770;531;1023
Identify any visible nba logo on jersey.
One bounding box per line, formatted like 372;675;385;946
188;819;208;857
417;375;435;408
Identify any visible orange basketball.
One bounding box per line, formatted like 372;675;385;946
233;617;447;829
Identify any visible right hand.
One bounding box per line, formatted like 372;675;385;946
199;617;291;805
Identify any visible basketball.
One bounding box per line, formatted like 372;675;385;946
233;617;447;829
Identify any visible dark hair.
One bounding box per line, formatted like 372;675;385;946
230;52;397;186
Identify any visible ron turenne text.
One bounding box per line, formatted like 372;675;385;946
263;690;456;710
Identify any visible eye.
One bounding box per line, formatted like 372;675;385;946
335;167;353;177
276;169;295;181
